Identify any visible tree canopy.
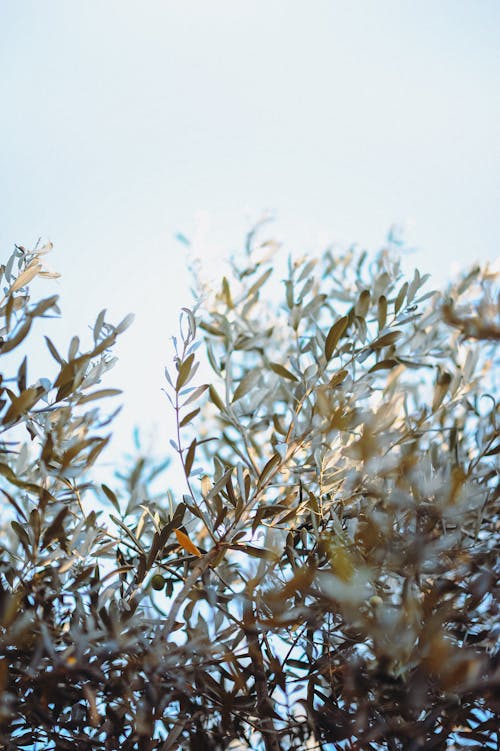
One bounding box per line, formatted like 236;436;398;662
0;231;499;750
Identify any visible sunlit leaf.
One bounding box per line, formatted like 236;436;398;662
174;528;202;557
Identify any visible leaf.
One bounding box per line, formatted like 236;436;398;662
179;407;200;428
236;544;278;560
116;313;135;334
205;468;234;502
272;413;287;436
355;290;371;318
10;262;42;292
3;386;45;424
0;319;32;354
246;268;272;299
222;277;234;308
485;442;500;457
269;362;298;382
42;507;69;549
325;316;348;361
368;359;399;373
68;335;80;360
17;357;27;393
0;487;27;521
29;294;59;318
370;331;402;350
182;384;208;407
77;388;122;405
174;528;202;557
175;232;190;246
432;371;452;411
45;335;64;364
328;369;348;388
110;515;145;554
176;353;195;391
232;369;260;402
394;281;408;314
146;531;164;570
258;453;281;488
209;385;226;411
101;484;120;512
184;439;197;476
377;295;387;332
11;520;31;555
0;461;44;495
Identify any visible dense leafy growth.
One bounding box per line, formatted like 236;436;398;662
0;233;498;750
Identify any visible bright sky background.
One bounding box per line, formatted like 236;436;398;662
1;1;499;468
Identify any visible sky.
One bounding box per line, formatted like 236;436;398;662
1;0;499;467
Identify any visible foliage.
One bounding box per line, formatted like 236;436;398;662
0;233;499;751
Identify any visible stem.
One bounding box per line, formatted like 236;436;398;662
174;385;216;542
160;547;220;639
243;600;282;751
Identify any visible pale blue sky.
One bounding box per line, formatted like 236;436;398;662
1;1;499;462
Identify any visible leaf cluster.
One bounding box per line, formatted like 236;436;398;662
0;233;499;751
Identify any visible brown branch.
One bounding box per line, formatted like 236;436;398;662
159;547;220;639
243;600;282;751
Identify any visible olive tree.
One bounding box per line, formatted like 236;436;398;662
0;231;498;751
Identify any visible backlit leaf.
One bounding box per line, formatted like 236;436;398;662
269;362;298;382
174;528;202;557
325;316;348;361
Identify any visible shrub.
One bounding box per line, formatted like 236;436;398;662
0;232;498;750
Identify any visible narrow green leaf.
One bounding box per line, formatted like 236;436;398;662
232;369;260;402
42;507;69;549
394;282;408;314
369;359;399;373
17;357;27;393
102;484;120;512
0;488;27;521
179;407;200;428
232;544;277;560
29;294;59;318
184;439;196;476
45;335;64;364
325;316;348;361
432;371;452;411
371;331;402;350
116;312;135;334
0;320;32;354
176;353;195;391
222;277;234;308
246;268;272;299
258;453;281;488
3;386;45;424
182;384;208;407
10;521;31;558
78;388;122;405
328;369;348;388
355;290;371;318
205;468;234;502
11;520;32;555
269;362;298;382
485;442;500;456
209;385;226;411
110;515;145;554
377;295;387;332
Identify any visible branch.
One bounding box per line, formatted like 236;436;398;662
243;600;282;751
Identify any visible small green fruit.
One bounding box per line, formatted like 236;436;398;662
151;574;165;591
